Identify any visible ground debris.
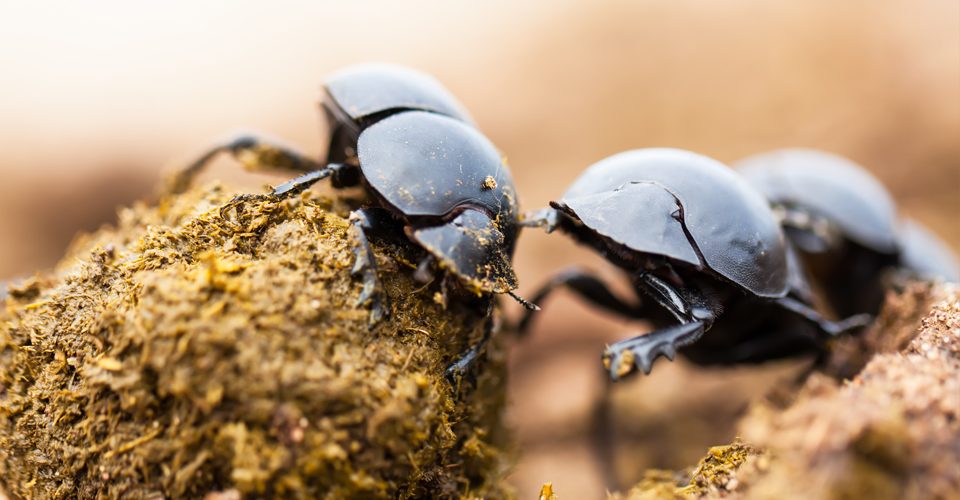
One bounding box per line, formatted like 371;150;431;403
614;282;960;499
0;184;511;499
609;441;762;500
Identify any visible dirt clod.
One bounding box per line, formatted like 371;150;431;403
616;282;960;499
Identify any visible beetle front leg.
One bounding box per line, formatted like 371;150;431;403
517;207;561;232
348;208;391;325
219;163;359;219
603;322;706;380
167;133;328;194
601;272;719;380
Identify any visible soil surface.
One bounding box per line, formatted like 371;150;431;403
612;282;960;499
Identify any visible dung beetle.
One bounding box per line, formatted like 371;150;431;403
520;148;868;381
170;63;534;379
735;149;957;316
898;218;960;282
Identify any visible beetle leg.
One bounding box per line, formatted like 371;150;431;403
444;302;495;386
517;267;643;337
348;208;391;325
218;164;360;219
775;296;872;337
603;322;706;380
413;255;435;284
506;291;540;311
218;168;330;218
590;376;621;491
517;207;561;233
601;272;720;381
167;134;329;194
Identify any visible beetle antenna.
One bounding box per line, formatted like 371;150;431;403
507;291;540;311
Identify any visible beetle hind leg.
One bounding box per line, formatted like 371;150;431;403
168;133;327;194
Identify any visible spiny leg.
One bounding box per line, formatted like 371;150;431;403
219;168;331;217
168;134;326;194
517;267;643;336
587;269;714;489
603;323;706;379
348;208;391;325
588;272;716;488
602;272;719;381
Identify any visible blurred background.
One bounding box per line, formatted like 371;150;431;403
1;1;957;497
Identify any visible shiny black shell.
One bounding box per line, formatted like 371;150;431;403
357;111;520;293
735;149;899;254
555;148;790;298
323;63;473;124
358;111;517;221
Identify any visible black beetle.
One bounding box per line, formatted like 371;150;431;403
898;218;960;282
169;63;475;194
170;63;534;379
520;148;868;381
735;149;958;316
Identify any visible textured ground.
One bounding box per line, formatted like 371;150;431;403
612;282;960;499
0;185;510;499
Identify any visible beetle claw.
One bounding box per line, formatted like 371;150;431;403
662;345;677;361
603;321;706;381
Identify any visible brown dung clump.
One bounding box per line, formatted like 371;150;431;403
0;184;510;498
